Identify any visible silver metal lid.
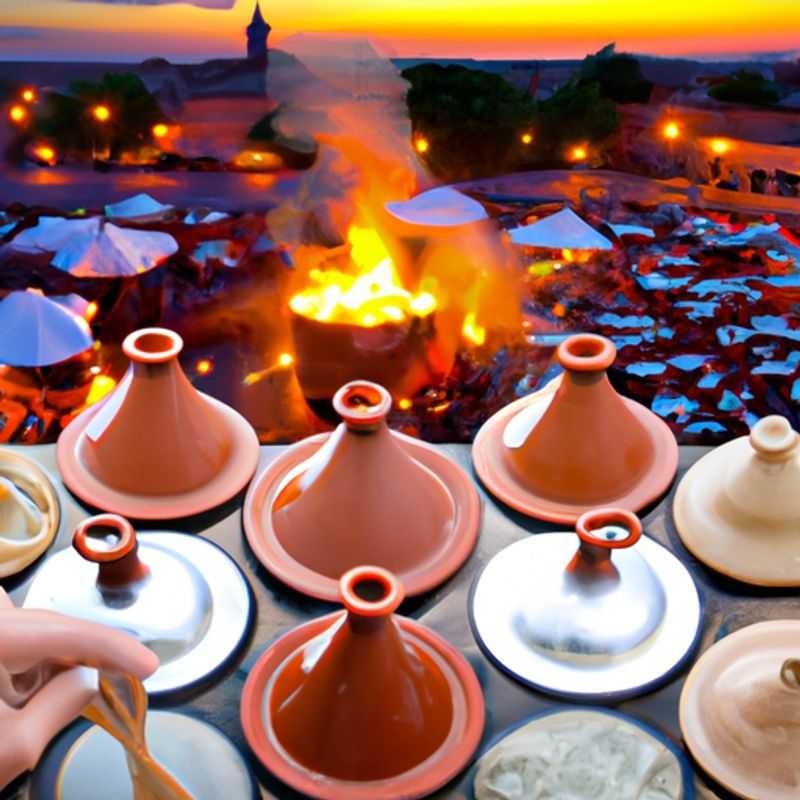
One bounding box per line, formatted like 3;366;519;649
24;514;253;696
514;510;666;658
470;508;702;700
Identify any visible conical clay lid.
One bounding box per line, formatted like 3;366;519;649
680;620;800;800
57;328;259;518
241;566;485;799
243;381;480;600
674;415;800;586
473;334;678;523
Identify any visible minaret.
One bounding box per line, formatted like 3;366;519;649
247;2;271;62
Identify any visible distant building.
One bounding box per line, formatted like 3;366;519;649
247;3;271;62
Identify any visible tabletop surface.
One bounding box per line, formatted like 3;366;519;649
3;442;797;800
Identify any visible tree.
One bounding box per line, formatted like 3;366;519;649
402;64;537;180
28;73;166;161
709;70;781;106
577;47;653;104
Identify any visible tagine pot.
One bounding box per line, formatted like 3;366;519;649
472;333;678;523
680;620;800;800
57;327;259;519
241;565;485;799
470;507;701;699
0;448;60;578
24;513;253;696
674;414;800;586
243;380;480;601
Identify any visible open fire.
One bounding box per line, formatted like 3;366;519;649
289;225;437;328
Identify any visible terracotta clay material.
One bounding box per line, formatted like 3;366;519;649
0;448;60;578
674;415;800;586
241;566;485;799
290;311;448;402
243;380;480;601
57;327;259;519
472;333;678;523
680;620;800;800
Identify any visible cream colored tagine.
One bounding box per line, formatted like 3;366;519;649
474;710;682;800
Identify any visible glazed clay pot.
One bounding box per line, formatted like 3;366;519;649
472;333;678;523
241;565;485;799
57;327;259;519
674;415;800;586
680;620;800;800
243;380;480;601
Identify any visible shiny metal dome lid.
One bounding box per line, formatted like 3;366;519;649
470;508;701;700
514;509;666;658
24;514;253;696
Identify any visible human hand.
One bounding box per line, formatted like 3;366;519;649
0;587;159;789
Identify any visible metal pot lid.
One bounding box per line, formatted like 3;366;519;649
470;508;702;700
24;514;253;696
471;708;694;800
30;711;258;800
0;448;60;578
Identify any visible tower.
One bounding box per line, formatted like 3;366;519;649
247;2;271;62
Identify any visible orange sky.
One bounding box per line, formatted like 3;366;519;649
1;0;799;61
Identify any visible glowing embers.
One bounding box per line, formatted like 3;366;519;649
290;226;436;328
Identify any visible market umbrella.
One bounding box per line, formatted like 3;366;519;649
510;207;613;251
0;290;93;367
9;216;178;278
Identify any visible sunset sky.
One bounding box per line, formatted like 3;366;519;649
1;0;799;62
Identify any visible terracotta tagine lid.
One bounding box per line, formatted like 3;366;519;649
57;327;259;519
241;565;485;799
470;508;701;699
24;513;253;696
472;333;678;523
0;448;60;578
243;380;480;601
674;415;800;586
680;620;800;800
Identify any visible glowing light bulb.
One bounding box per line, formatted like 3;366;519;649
663;122;680;140
9;105;26;123
84;301;98;321
569;146;587;162
415;137;429;154
21;89;36;103
277;352;293;367
195;358;213;375
152;123;169;138
34;145;55;163
710;138;729;155
93;105;111;123
521;132;533;145
398;398;412;410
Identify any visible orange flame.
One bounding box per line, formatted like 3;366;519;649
290;225;437;327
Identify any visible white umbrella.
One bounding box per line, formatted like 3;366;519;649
104;193;175;223
385;187;488;227
8;216;178;278
510;208;613;251
0;290;93;367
